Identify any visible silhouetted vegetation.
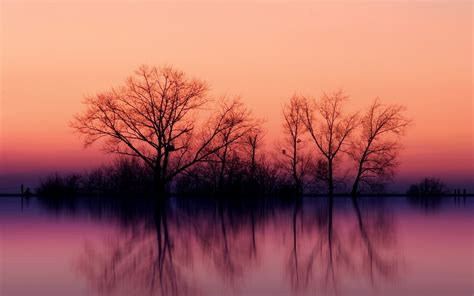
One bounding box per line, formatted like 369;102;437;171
37;158;154;197
406;177;450;211
36;172;82;197
71;66;259;196
301;90;359;198
33;64;418;198
406;177;447;197
349;99;411;195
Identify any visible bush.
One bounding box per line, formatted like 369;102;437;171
406;177;447;196
36;172;82;197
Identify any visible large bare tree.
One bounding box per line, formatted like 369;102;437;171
71;65;257;195
349;99;410;196
302;90;359;197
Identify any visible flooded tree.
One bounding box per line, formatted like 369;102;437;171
302;90;359;197
349;99;410;195
71;65;257;196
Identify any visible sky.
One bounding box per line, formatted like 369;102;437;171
1;0;473;192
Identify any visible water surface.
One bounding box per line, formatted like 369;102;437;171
1;196;472;296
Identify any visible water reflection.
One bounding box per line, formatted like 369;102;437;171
33;197;398;296
286;197;398;295
3;195;470;295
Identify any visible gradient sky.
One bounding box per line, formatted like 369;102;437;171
1;1;473;191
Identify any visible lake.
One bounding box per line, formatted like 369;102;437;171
0;196;472;296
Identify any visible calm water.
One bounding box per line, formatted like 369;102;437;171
0;196;472;296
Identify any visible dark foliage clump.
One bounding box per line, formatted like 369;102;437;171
406;177;447;196
36;158;154;198
173;155;286;197
84;158;154;196
36;173;82;197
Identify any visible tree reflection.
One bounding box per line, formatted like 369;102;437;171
286;197;399;294
77;199;192;296
72;197;400;295
351;197;398;285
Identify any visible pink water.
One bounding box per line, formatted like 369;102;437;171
0;197;472;296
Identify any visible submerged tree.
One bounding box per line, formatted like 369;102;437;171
302;91;359;197
349;99;410;195
71;65;258;195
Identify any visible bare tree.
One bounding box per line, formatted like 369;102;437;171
209;99;259;192
244;127;265;183
349;99;410;196
71;65;257;195
281;95;312;195
302;90;359;197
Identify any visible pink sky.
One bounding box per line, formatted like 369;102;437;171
1;1;472;189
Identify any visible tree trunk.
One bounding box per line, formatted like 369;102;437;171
157;180;166;197
351;175;360;197
351;150;367;197
328;159;334;198
154;168;167;198
218;146;228;193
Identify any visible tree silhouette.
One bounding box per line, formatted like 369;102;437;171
210;99;258;192
71;65;257;195
244;128;263;182
349;99;410;195
242;127;265;194
302;90;359;197
281;95;312;195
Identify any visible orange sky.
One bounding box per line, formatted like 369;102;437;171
1;1;472;189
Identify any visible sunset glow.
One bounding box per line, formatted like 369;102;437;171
1;1;472;190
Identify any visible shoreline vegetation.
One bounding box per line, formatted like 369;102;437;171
4;165;470;198
66;65;413;198
31;163;469;198
6;65;470;199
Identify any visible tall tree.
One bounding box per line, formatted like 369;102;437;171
302;90;359;197
281;95;311;195
349;99;410;196
243;127;265;192
71;65;257;195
